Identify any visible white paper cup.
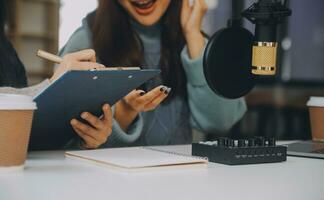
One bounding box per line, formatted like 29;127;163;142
307;97;324;142
0;94;37;172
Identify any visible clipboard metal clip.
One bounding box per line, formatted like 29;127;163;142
90;67;141;71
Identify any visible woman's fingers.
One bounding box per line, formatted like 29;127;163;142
181;0;193;27
199;0;208;10
190;0;201;21
50;49;105;82
63;49;105;70
102;104;113;126
70;119;97;139
138;86;168;104
124;90;145;102
144;89;170;111
122;90;146;112
72;126;99;149
123;87;166;111
81;112;103;129
181;0;191;15
117;86;170;115
66;49;97;62
72;104;113;148
192;0;208;18
70;61;105;71
181;0;207;35
71;118;109;148
129;86;170;111
183;0;191;8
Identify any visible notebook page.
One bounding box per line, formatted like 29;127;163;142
65;147;207;169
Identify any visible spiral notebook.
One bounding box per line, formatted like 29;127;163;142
65;147;208;171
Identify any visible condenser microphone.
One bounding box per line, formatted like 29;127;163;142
252;24;278;75
242;0;291;75
202;0;291;99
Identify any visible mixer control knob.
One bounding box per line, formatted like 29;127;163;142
268;138;276;146
228;139;235;147
248;138;256;147
238;139;246;147
218;137;228;147
255;137;266;146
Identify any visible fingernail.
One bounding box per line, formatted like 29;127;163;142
104;104;110;110
139;92;146;96
81;112;87;119
165;87;172;95
70;119;77;125
160;86;167;92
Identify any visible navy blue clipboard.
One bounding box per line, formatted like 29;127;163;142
29;69;160;150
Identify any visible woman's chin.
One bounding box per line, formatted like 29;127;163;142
133;16;160;27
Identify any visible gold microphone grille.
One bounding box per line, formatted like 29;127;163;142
252;42;277;75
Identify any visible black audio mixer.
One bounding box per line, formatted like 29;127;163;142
192;137;287;165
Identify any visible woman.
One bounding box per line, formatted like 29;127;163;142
0;0;105;92
0;0;112;149
60;0;247;147
0;0;27;88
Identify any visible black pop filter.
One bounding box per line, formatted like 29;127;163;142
203;24;257;99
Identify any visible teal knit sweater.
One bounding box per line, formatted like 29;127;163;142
60;15;247;148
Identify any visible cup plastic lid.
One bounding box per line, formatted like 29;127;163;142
0;93;37;110
307;96;324;107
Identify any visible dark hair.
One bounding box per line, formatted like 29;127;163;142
0;0;6;35
0;0;27;88
88;0;187;100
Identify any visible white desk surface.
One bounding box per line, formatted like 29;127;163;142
1;144;324;200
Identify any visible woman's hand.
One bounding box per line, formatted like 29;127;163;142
50;49;105;82
70;104;113;149
181;0;208;59
114;86;171;131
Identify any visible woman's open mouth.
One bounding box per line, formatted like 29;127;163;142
130;0;157;15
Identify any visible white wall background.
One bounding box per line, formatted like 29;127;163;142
59;0;98;49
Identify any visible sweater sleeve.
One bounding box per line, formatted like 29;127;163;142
59;24;144;147
0;79;50;97
181;42;247;133
102;115;144;147
59;26;94;56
